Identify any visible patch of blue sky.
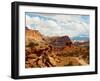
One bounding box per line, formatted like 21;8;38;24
30;23;37;29
79;33;89;37
26;12;89;24
81;15;90;24
26;12;57;22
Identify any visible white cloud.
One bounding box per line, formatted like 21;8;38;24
25;14;89;37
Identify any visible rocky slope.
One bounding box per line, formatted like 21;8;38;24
25;27;89;68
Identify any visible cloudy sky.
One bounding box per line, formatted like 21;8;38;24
25;12;89;39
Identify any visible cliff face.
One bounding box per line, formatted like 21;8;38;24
50;36;72;48
25;27;44;42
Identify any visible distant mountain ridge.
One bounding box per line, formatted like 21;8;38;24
50;36;72;48
71;36;89;41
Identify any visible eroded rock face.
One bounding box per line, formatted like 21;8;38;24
51;36;72;48
25;28;44;42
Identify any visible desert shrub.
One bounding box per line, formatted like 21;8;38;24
27;41;39;48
